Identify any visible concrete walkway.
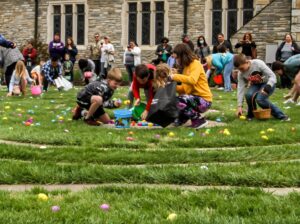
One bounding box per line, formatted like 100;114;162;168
0;184;299;196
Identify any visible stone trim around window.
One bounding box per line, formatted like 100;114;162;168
121;0;169;50
47;0;88;49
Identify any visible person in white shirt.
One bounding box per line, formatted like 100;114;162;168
100;36;115;79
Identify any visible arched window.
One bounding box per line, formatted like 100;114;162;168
212;0;222;45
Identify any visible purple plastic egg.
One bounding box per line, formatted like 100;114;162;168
51;205;60;212
100;203;110;211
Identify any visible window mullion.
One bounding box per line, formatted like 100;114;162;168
150;1;155;46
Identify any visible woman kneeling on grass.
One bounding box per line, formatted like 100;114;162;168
7;60;34;97
169;43;213;129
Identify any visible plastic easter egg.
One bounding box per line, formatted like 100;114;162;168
4;106;10;110
155;134;161;139
200;165;208;170
168;132;175;137
25;122;31;126
51;205;60;212
100;204;110;211
128;131;134;135
126;137;134;141
291;127;296;132
148;122;153;127
260;131;265;135
167;213;177;221
267;128;274;132
38;193;48;201
261;135;268;140
188;132;195;137
239;115;246;120
2;117;8;120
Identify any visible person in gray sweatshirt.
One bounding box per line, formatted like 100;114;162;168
234;54;289;121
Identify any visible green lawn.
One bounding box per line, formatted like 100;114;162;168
0;84;299;223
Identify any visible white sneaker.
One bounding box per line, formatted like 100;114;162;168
283;99;295;104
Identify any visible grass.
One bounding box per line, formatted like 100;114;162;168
0;187;300;224
0;83;300;222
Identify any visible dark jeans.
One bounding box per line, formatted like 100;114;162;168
280;74;292;89
125;64;135;83
245;83;285;119
5;62;17;91
93;60;100;77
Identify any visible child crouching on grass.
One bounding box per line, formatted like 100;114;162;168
72;68;122;126
7;60;35;97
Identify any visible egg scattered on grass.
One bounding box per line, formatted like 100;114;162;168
168;132;175;137
261;135;269;140
51;206;60;212
167;213;177;221
37;193;48;201
99;204;110;211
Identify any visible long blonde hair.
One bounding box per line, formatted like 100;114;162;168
153;63;170;89
15;61;27;78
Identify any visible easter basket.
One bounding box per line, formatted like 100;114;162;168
252;92;271;120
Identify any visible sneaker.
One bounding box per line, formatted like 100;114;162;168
283;99;295;104
84;118;101;126
280;115;291;121
190;117;209;129
173;118;189;127
217;87;224;90
72;106;83;120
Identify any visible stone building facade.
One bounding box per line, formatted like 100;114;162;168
0;0;299;67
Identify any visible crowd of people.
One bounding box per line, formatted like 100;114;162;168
1;31;300;128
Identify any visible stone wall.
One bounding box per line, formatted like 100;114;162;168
292;0;300;41
231;0;292;60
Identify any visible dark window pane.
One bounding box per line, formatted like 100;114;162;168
244;0;253;9
243;10;253;25
65;5;73;42
142;2;150;45
212;11;222;45
213;0;222;9
228;0;237;9
227;11;237;38
77;4;85;45
53;6;61;36
65;5;72;14
155;2;164;44
243;0;253;25
128;3;137;43
129;2;137;12
156;1;164;12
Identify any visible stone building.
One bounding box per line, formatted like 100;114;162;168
0;0;299;66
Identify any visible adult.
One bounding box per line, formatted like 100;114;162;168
124;40;141;83
235;32;257;59
272;55;300;105
22;40;37;73
155;37;172;63
195;35;211;64
0;46;24;90
212;33;233;54
41;56;62;91
170;43;213;129
275;34;300;88
234;54;289;121
89;33;101;76
100;36;115;79
181;34;194;51
0;34;15;48
276;34;300;62
49;33;65;61
64;37;78;81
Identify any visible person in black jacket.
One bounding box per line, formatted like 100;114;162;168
155;37;172;64
235;32;256;59
213;33;233;53
275;34;300;88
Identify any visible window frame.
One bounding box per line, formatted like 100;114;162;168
47;0;88;50
122;0;169;50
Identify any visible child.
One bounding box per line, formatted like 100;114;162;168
63;53;73;82
41;56;62;91
129;64;156;120
234;54;289;121
72;68;122;126
272;55;300;105
153;63;171;90
7;60;34;96
78;58;96;85
31;60;45;86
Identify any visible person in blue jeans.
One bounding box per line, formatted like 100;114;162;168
208;45;234;92
234;54;289;121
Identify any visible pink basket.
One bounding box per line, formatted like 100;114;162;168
31;85;42;96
